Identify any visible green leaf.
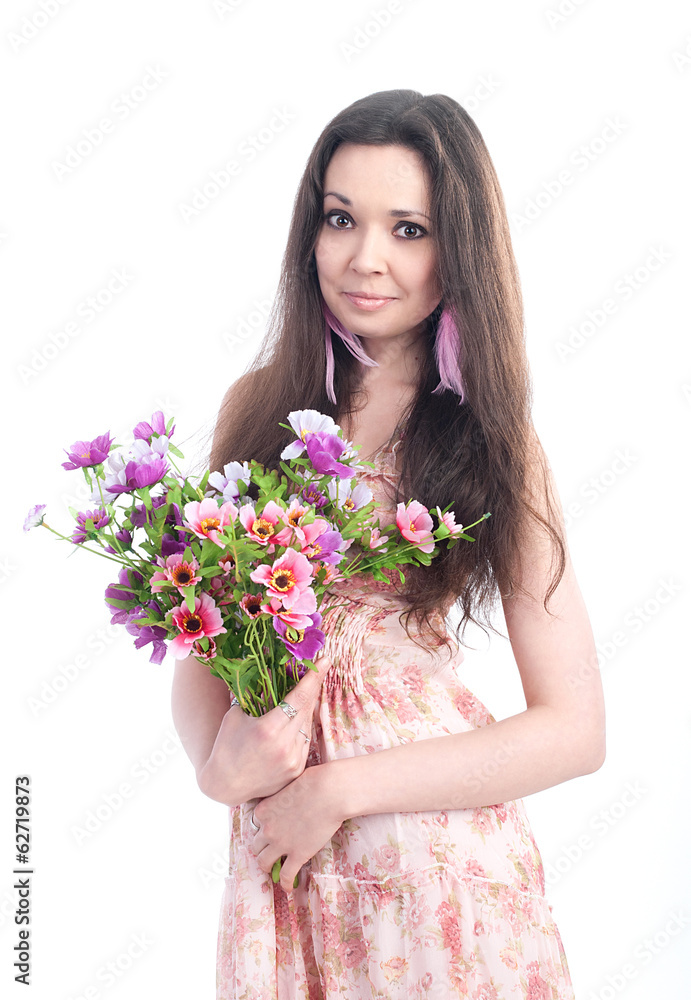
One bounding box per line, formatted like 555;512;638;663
139;486;152;510
182;586;196;612
279;461;303;485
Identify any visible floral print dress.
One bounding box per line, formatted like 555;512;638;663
215;429;576;1000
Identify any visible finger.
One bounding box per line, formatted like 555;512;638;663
274;657;332;720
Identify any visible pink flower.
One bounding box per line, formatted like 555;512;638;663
272;499;312;545
170;592;227;659
182;498;238;546
396;500;435;553
151;553;201;593
368;526;390;551
239;593;264;619
260;587;317;628
249;548;314;609
239;500;284;546
434;505;465;537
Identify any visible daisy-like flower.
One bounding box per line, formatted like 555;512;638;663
170;592;227;659
280;409;340;461
250;548;314;610
296;482;328;509
239;593;264;619
396;500;435;554
239;500;284;547
150;553;202;594
434;506;465;537
62;432;114;470
327;479;373;511
207;460;251;503
181;498;238;546
260;587;318;629
70;507;111;544
23;503;47;532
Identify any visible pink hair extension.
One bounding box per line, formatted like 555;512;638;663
322;299;378;405
432;306;465;403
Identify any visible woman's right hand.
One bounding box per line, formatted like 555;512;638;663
197;655;332;807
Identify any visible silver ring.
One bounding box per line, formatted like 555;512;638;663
278;699;298;719
298;728;310;743
250;811;259;831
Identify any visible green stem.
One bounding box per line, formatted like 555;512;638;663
41;523;130;566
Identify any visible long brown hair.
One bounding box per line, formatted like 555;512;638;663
209;89;566;652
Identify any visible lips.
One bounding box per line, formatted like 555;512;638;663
343;291;396;311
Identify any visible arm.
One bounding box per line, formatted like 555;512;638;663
320;432;606;818
170;376;243;793
171;655;233;786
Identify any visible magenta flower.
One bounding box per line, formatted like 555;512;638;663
280;409;340;460
133;411;175;443
274;612;325;660
304;432;352;478
297;483;328;509
125;605;168;664
62;432;114;470
396;500;435;553
299;522;345;565
104;567;144;625
70;508;111;544
23;504;47;532
285;656;309;682
367;526;390;552
170;591;227;659
106;454;170;496
250;548;314;610
182;498;238;546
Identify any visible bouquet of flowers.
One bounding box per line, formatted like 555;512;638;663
25;408;490;716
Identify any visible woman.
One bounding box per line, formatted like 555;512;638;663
172;89;605;999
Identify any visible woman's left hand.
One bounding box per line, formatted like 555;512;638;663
249;762;345;892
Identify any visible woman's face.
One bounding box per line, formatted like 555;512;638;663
314;143;442;349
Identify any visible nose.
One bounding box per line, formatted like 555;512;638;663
348;226;389;274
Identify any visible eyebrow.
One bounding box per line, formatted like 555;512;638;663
323;190;430;222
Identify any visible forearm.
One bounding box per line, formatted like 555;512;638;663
171;657;232;783
327;705;605;819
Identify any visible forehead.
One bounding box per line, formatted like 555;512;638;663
322;143;430;205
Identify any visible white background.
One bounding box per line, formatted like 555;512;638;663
3;1;690;998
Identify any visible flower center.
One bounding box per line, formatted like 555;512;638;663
288;511;302;527
200;517;220;534
271;570;295;592
172;565;192;585
182;613;203;634
343;498;354;510
252;518;274;540
306;542;321;557
286;626;305;643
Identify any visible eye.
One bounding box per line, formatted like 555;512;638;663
323;211;427;240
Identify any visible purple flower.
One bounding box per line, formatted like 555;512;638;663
304;432;353;479
297;484;328;509
302;527;346;566
273;612;325;660
106;455;169;496
104;528;133;554
62;432;114;470
125;603;168;664
70;508;111;545
160;532;188;558
104;567;145;624
133;411;175;444
207;461;251;503
129;495;168;527
23;503;47;532
285;656;309;682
